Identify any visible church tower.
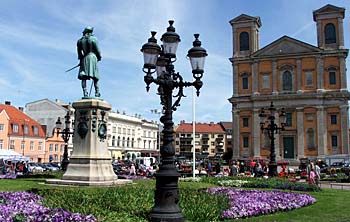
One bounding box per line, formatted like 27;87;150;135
229;14;262;57
313;4;345;49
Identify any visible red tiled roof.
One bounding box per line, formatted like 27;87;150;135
175;122;225;134
219;121;232;130
0;104;46;138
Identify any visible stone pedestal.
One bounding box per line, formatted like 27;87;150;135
47;99;131;186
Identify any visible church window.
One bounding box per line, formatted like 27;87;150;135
239;32;249;51
307;128;315;150
282;70;293;91
325;23;336;44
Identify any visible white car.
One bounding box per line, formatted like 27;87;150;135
27;163;44;173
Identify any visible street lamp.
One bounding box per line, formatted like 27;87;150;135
56;111;74;171
259;102;286;177
22;119;29;156
141;20;207;222
151;109;162;163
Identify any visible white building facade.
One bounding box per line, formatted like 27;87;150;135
107;111;159;160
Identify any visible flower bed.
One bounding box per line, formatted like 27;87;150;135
0;191;96;222
207;187;316;219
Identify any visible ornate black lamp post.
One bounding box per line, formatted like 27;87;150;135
56;111;74;171
141;20;207;222
259;102;286;177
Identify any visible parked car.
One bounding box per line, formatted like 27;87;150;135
43;163;60;172
27;163;44;173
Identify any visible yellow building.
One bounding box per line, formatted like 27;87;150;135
228;4;349;161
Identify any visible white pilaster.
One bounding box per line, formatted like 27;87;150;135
296;108;305;158
340;105;349;154
317;106;327;157
253;109;260;157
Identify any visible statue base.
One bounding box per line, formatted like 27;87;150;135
46;98;131;186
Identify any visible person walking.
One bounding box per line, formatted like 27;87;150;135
315;163;321;186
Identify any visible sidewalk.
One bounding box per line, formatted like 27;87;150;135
319;181;350;190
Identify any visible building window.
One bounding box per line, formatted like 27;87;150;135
60;144;64;152
195;134;200;138
325;23;336;44
112;127;116;133
49;144;53;152
131;138;134;148
331;135;338;147
195;141;200;145
21;141;25;150
0;139;3;149
330;115;337;125
128;129;131;135
112;136;115;146
12;124;19;133
33;127;38;135
307;128;315;150
285;113;293;127
122;137;125;147
242;76;249;89
263;131;270;149
262;75;270;89
23;125;28;134
0;124;4;131
239;32;249;51
328;68;336;85
10;140;15;150
243;136;249;148
118;127;121;134
127;138;130;147
132;129;135;136
242;117;249;127
38;142;43;151
123;128;126;134
54;144;58;152
282;70;293;91
30;142;34;151
117;136;120;146
304;71;313;86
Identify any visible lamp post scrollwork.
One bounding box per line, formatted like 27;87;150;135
259;102;287;177
141;20;207;222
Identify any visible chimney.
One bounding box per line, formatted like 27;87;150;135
5;101;11;105
18;107;24;112
210;122;214;126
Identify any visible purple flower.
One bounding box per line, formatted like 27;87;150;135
0;191;97;221
208;187;316;219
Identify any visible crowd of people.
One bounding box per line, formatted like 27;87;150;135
0;160;29;175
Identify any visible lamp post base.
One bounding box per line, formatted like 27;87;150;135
61;158;69;171
268;163;278;177
149;165;184;222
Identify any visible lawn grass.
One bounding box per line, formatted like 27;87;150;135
0;177;349;221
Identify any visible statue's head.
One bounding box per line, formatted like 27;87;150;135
82;26;94;34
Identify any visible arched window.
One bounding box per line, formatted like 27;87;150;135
239;32;249;51
307;128;315;150
282;70;293;91
117;136;120;146
131;138;134;148
127;137;130;147
122;137;125;147
325;23;336;44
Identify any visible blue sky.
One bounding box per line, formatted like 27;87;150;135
0;0;348;124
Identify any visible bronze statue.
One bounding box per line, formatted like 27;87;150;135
77;26;102;97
